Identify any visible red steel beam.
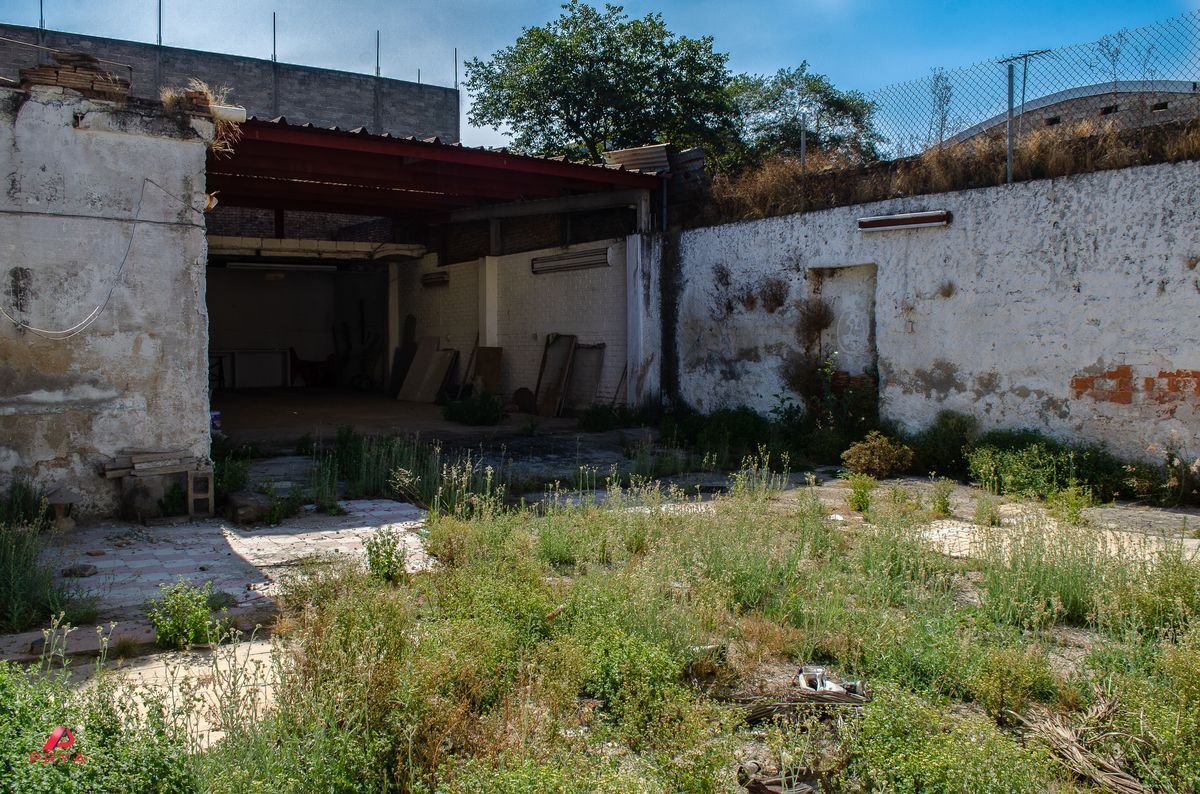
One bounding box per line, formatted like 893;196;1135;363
234;121;660;189
208;151;574;202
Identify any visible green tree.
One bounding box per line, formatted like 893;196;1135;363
465;1;736;162
725;64;880;169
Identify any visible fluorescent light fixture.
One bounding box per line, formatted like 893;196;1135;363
225;262;338;272
530;246;611;275
858;210;951;232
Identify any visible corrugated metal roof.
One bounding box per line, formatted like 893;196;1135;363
602;143;672;174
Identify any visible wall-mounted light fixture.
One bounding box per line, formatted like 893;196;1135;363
226;262;337;272
420;271;450;287
858;210;951;232
530;246;611;275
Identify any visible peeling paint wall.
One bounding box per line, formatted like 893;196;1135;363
0;87;213;513
668;160;1200;460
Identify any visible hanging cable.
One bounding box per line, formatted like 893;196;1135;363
0;178;206;340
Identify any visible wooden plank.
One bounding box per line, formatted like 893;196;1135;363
535;334;577;417
413;350;457;403
133;457;192;471
473;347;503;395
133;462;196;476
397;337;440;401
129;450;187;464
564;343;605;411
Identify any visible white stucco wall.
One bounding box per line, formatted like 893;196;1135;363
670;160;1200;461
0;87;213;513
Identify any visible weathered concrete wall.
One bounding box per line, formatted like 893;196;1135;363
0;23;460;141
0;86;212;513
668;161;1200;460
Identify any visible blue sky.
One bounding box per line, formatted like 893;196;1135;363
1;0;1195;146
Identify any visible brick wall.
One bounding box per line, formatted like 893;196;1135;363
393;255;480;377
0;23;459;140
494;241;627;404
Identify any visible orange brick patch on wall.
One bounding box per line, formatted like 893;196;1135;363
1072;365;1200;406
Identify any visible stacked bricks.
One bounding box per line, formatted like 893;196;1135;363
20;51;129;101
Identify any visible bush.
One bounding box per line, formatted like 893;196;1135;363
846;473;876;513
214;454;249;496
0;478;48;529
576;403;649;433
0;659;195;791
146;579;230;648
443;391;506;426
973;495;1002;527
365;525;408;584
966;429;1126;501
929;477;954;518
1;524;80;633
0;481;92;633
660;406;774;467
582;627;682;735
846;687;1055;792
910;410;978;479
841;431;914;479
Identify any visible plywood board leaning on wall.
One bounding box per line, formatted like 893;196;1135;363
565;343;606;412
535;334;578;417
398;337;440;401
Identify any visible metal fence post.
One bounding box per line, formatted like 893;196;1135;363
1006;62;1014;184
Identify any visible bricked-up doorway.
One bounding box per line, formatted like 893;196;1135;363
810;264;878;378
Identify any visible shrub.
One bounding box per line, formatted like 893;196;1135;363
966;646;1058;720
365;525;408;584
910;410;978;479
1;524;76;633
146;579;230;648
1047;483;1093;525
841;431;914;478
846;473;876;513
576;403;649;433
973;495;1002;527
0;658;195;791
966;429;1125;501
443;391;506;426
214;454;250;495
846;687;1055;792
929;477;954;518
582;627;682;735
661;406;775;467
0;481;92;633
0;478;48;529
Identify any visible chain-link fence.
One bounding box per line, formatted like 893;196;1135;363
865;10;1200;171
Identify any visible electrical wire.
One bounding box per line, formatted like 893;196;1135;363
0;178;207;340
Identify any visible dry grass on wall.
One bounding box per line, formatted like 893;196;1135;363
704;120;1200;225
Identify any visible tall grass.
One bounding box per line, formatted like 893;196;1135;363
0;480;93;633
6;461;1200;790
707;119;1200;224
